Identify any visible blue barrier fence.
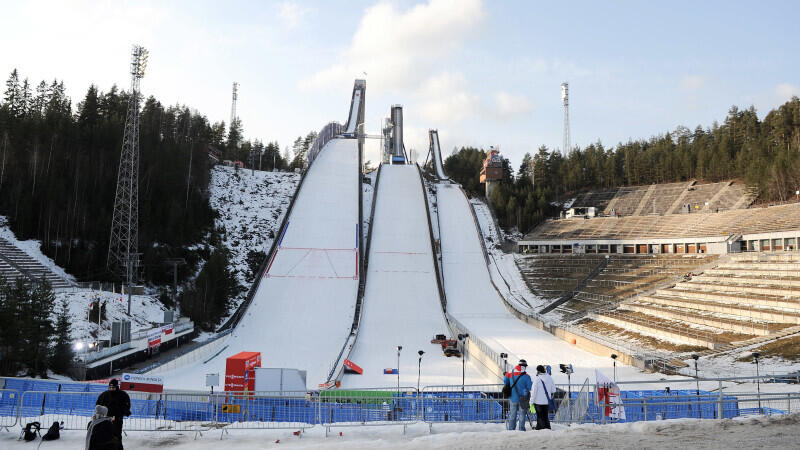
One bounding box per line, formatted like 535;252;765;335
0;377;796;431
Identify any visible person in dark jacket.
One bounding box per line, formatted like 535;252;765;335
96;379;130;446
86;405;120;450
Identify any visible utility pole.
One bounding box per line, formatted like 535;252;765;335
230;82;239;130
108;45;147;277
164;258;186;317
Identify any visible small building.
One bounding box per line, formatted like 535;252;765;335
479;147;503;197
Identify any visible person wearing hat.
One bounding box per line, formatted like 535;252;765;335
531;365;556;430
96;379;130;446
503;359;533;430
86;405;120;450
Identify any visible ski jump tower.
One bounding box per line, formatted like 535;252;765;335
108;45;148;280
389;105;406;164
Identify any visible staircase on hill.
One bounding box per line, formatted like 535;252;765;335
0;238;74;289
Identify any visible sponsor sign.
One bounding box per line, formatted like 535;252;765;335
221;404;241;414
147;328;162;348
383;368;398;375
162;323;174;335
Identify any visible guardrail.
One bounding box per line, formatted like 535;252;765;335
1;375;798;434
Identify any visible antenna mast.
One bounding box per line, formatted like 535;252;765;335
230;82;239;129
561;82;570;156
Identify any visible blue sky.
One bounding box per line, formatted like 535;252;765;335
1;0;798;168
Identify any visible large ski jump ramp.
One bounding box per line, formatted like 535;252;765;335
436;183;634;382
342;165;491;388
159;138;360;389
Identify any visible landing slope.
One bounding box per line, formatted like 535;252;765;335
161;138;359;389
436;183;637;381
342;165;489;388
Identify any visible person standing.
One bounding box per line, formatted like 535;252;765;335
85;405;119;450
96;379;130;447
532;365;556;430
503;359;532;431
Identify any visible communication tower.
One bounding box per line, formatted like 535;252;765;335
561;82;570;156
230;82;239;129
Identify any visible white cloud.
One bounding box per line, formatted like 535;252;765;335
776;83;800;100
681;75;706;91
416;72;480;123
277;2;311;28
299;0;484;92
492;91;533;118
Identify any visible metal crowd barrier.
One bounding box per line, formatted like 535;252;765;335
2;377;800;435
0;389;19;429
319;387;418;431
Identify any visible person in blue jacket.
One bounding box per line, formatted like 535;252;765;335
503;359;533;430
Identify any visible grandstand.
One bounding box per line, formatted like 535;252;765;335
580;252;800;353
0;237;73;289
519;202;800;255
569;180;755;217
516;178;800;358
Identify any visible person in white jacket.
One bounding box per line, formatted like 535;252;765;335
531;365;556;430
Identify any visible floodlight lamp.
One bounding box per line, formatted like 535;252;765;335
74;342;84;351
418;350;425;356
611;354;618;360
752;352;760;360
691;354;699;361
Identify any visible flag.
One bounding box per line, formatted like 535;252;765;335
595;369;626;420
89;302;93;308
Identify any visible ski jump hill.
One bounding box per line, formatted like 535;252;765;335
154;87;634;391
155;81;366;389
429;130;621;383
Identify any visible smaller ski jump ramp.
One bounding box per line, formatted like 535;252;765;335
437;183;631;382
430;129;448;180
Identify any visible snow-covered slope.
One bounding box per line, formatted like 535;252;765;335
438;184;634;382
209;165;300;318
160;139;359;390
343;165;491;388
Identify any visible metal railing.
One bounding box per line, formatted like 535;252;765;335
2;376;799;434
0;389;19;428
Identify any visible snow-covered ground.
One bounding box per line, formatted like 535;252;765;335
4;414;799;449
0;216;75;284
469;198;545;313
343;165;490;388
209;165;300;318
159;139;359;390
0;218;166;345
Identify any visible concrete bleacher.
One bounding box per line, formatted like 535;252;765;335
583;253;800;351
526;201;800;241
0;237;73;289
570;180;755;218
517;254;713;321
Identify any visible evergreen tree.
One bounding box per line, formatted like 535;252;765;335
50;298;74;374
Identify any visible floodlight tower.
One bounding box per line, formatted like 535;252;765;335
561;82;570;156
106;45;148;314
108;45;148;287
231;82;239;129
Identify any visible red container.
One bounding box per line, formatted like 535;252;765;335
225;351;261;392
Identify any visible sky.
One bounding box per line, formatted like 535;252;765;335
1;0;799;169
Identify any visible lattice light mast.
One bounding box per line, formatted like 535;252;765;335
561;82;570;156
230;82;239;129
108;45;147;313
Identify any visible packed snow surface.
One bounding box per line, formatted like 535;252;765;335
160;139;359;390
4;413;799;449
438;184;637;382
343;165;490;388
